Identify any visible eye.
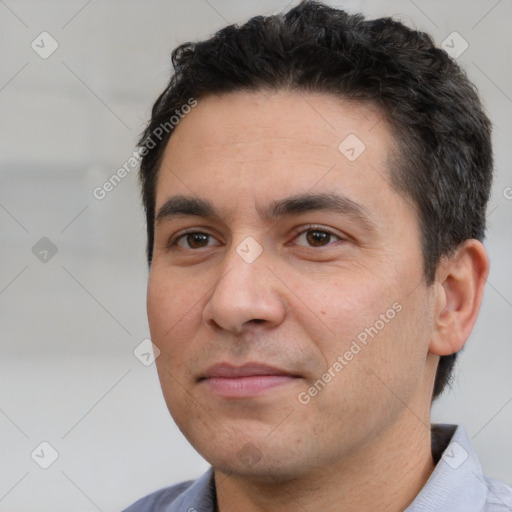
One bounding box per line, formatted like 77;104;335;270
169;230;220;250
292;225;343;248
168;225;344;251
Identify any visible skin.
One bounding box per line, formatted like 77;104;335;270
147;90;489;512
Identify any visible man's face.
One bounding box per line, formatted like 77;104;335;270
147;90;437;480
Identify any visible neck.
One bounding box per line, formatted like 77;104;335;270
214;413;435;512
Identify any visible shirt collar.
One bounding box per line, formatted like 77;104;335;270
166;466;216;512
405;423;488;511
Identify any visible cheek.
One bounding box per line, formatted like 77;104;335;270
338;290;431;404
147;278;171;344
147;267;203;355
307;277;393;347
302;296;431;444
148;270;202;422
306;273;429;388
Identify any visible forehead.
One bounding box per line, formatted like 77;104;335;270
162;90;393;161
154;90;407;227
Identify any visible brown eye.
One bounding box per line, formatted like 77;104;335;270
171;232;219;249
294;227;342;248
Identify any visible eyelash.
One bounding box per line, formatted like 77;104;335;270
167;224;344;250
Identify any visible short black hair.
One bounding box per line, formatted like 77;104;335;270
137;0;493;401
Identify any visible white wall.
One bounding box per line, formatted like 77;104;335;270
1;1;510;510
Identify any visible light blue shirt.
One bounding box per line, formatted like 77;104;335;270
122;424;512;511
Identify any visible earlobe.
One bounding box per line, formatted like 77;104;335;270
429;240;489;356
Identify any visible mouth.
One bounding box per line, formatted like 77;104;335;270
198;362;301;398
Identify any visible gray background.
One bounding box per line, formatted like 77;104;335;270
0;1;510;511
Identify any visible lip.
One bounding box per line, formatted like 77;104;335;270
199;362;301;397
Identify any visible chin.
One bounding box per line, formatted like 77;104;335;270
195;435;317;483
211;455;304;483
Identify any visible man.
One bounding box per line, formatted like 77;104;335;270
123;1;511;510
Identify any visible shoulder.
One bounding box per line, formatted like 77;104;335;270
121;468;215;512
121;479;195;512
484;475;512;511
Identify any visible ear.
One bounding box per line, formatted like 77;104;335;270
429;239;489;356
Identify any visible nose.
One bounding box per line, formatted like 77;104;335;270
202;239;287;335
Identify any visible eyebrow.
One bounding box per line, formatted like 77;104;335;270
155;192;377;232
